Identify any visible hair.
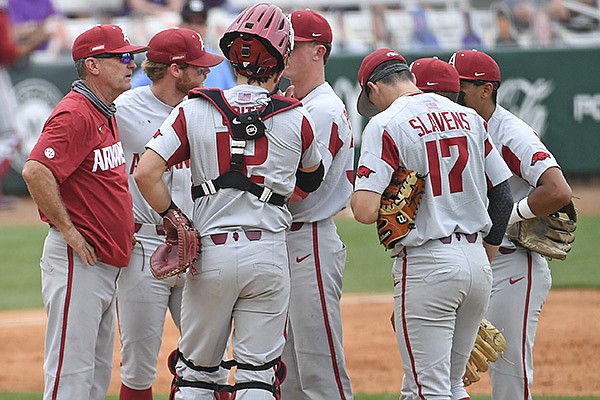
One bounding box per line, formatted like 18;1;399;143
74;59;87;79
321;42;332;65
142;59;169;82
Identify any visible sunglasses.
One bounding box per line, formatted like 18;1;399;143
94;52;133;64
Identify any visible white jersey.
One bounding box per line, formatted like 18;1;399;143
487;104;560;247
355;92;511;249
288;82;354;222
146;84;322;234
115;85;193;224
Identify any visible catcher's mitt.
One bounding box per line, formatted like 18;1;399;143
377;167;425;249
507;200;577;260
150;209;201;279
463;319;507;386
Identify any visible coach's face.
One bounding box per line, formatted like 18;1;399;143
91;53;137;102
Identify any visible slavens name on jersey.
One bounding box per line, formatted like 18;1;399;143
128;152;190;175
408;111;472;137
92;142;126;172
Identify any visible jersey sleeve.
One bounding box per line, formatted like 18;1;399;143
354;119;395;194
298;114;322;169
484;135;512;187
146;105;191;168
28;108;95;184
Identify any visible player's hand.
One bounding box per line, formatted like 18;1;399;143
61;227;98;266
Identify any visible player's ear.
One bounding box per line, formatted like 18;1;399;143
170;63;184;78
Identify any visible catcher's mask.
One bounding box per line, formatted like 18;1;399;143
219;3;293;78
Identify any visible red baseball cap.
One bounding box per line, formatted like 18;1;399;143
449;49;501;82
357;48;408;117
72;24;148;61
147;28;224;67
410;57;459;93
290;9;333;43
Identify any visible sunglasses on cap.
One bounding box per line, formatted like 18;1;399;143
93;52;134;64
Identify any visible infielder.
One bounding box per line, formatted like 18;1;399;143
450;49;572;400
351;48;513;400
115;27;224;400
134;4;324;399
281;9;354;400
21;25;147;400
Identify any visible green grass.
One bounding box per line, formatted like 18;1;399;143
339;215;600;293
0;216;599;310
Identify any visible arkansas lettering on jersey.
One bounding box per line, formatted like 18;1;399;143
92;142;126;172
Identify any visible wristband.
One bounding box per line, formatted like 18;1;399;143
508;197;536;224
158;200;178;218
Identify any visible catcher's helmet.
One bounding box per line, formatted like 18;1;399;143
219;3;293;78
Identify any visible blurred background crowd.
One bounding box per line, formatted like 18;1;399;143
5;0;600;64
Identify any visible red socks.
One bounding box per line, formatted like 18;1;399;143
119;384;153;400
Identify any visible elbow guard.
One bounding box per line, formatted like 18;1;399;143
296;162;324;193
484;180;513;245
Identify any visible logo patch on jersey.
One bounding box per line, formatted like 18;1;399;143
153;130;163;139
424;101;439;110
530;151;551;166
357;165;375;178
44;147;55;159
237;92;252;103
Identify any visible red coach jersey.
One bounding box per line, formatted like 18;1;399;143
28;90;134;267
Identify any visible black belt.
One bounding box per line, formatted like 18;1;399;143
439;232;478;244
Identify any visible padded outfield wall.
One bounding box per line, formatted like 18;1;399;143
4;48;600;194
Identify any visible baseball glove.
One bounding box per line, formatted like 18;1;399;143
377;167;425;249
463;319;507;386
150;209;201;280
507;200;577;260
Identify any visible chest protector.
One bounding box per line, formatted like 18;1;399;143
189;88;301;207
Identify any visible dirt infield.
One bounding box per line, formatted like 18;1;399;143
1;187;599;396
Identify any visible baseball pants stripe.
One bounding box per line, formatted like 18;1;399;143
521;252;533;400
311;222;347;399
50;246;74;400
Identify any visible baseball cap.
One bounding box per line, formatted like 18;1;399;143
449;49;501;82
146;27;224;67
72;24;148;61
410;57;459;93
357;48;408;117
290;9;333;43
181;0;208;23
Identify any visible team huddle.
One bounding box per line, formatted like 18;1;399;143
21;3;575;400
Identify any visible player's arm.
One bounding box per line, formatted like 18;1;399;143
135;149;175;215
512;167;572;223
484;179;513;261
296;161;324;193
22;160;98;265
351;190;381;225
